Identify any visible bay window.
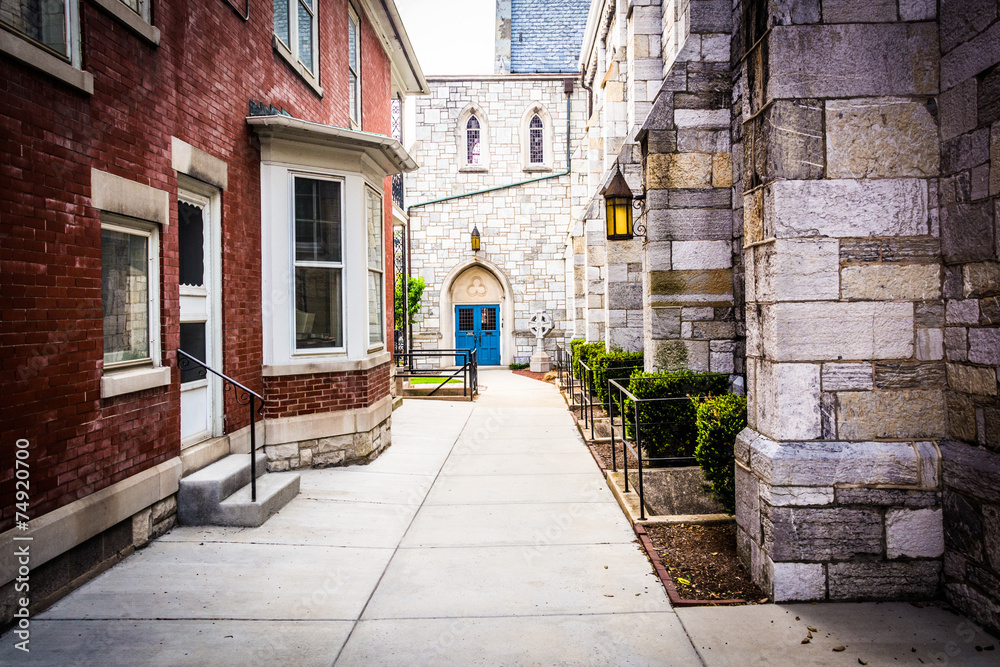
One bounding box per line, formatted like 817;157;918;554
293;177;344;350
366;187;383;347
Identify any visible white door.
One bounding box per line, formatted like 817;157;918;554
178;181;223;447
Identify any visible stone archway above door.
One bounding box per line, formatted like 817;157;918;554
453;266;503;303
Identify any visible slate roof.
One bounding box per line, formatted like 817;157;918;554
510;0;590;74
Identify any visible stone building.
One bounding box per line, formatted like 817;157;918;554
0;0;426;624
572;0;999;632
405;0;591;365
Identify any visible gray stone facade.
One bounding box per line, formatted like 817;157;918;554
406;76;589;364
571;0;999;616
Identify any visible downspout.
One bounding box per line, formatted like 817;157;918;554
407;83;574;210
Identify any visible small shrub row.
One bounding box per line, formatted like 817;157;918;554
572;341;605;380
508;362;529;370
621;370;731;459
592;351;644;405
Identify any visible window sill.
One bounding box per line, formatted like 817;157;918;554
273;35;323;98
0;29;93;94
101;365;171;399
263;351;392;377
523;164;553;173
87;0;160;46
459;165;489;173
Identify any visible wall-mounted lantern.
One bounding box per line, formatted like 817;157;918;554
471;225;481;252
603;165;634;240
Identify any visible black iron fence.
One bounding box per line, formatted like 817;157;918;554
395;348;479;399
606;374;729;520
176;349;266;501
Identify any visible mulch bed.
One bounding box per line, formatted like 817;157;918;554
644;522;767;604
590;439;639;469
513;369;554;383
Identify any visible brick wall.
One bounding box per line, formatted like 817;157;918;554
263;363;391;419
0;0;395;532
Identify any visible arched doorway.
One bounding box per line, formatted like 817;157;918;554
440;260;514;366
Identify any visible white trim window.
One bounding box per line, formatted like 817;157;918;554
466;116;481;165
274;0;317;74
348;6;361;127
101;215;160;368
366;186;384;347
293;175;345;351
0;0;79;64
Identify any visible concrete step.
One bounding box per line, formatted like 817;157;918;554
216;473;301;527
177;452;267;525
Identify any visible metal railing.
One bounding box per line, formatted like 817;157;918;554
395;348;479;399
176;349;266;502
606;374;729;520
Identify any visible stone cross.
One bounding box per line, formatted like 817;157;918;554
528;311;553;372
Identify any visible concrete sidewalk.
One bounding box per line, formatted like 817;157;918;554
2;370;996;665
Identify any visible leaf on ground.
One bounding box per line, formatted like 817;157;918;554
677;577;691;586
807;626;817;632
858;660;867;665
801;639;810;644
832;647;846;652
807;631;813;639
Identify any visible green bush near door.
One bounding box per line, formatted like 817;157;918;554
592;351;644;405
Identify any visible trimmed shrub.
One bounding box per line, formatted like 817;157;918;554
572;341;604;381
622;370;730;459
694;393;747;514
592;351;644;405
509;362;529;370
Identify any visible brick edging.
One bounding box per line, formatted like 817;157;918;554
633;524;746;608
586;444;607;471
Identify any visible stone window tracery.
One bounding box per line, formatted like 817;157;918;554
529;114;544;163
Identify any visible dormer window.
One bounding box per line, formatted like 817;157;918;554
466;116;481;165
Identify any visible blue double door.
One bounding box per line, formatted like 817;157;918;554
455;304;500;366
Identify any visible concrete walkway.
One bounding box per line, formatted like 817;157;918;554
3;370;997;665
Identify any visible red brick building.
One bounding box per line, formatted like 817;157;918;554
0;0;426;622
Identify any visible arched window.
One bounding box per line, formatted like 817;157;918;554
466;116;481;165
529;114;544;164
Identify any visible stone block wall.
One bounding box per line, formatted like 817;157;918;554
638;0;737;376
734;0;947;601
936;0;1000;636
407;77;588;362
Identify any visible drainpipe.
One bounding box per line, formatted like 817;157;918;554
407;82;575;210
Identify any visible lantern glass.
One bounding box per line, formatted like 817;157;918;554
605;196;633;240
471;227;481;252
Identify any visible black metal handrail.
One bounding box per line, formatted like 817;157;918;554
177;349;265;501
395;348;478;399
607;374;730;520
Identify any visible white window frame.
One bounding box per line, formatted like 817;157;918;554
456;104;489;173
290;172;347;355
89;0;159;45
100;214;161;370
273;0;321;93
0;0;94;93
520;104;553;172
366;186;384;349
348;5;361;129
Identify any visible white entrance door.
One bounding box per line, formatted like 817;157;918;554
178;180;223;447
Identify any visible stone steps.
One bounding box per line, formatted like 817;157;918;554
177;452;299;527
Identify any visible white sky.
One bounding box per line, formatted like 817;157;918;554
395;0;496;149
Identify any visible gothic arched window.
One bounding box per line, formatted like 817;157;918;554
466;116;481;165
529;114;544;164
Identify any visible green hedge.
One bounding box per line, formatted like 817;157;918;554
694;394;747;514
622;370;730;459
572;341;605;381
592;351;644;405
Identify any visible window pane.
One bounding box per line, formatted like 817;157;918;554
481;307;497;331
348;14;358;72
349;72;358;124
102;228;149;365
530;115;544;163
119;0;139;13
367;190;382;270
179;322;207;383
178;201;205;287
0;0;68;57
272;0;289;44
467;128;480;165
295;267;342;349
368;271;383;345
294;178;341;263
297;1;313;71
458;308;474;332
